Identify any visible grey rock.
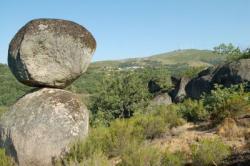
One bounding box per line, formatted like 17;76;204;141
152;93;172;106
212;59;250;87
186;74;213;99
0;88;89;166
170;76;190;102
148;79;161;93
185;59;250;99
8;18;96;88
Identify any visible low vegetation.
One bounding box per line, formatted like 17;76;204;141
57;105;184;165
191;137;231;166
202;84;250;124
0;149;14;166
176;99;208;122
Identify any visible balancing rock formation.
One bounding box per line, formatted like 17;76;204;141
8;19;96;88
0;19;96;166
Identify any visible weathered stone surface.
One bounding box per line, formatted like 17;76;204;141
151;93;172;106
8;18;96;88
186;74;213;99
212;59;250;87
170;76;190;102
185;59;250;99
0;88;89;166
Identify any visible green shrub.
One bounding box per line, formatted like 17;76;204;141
131;105;185;139
0;148;14;166
161;150;187;166
236;48;250;60
119;144;187;166
64;127;110;163
79;151;110;166
179;66;205;78
64;105;185;165
177;99;208;122
118;143;162;166
105;120;143;157
57;150;110;166
156;105;185;128
202;84;250;124
191;137;231;166
132;115;167;139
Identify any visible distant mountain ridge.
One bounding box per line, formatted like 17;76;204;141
90;49;227;69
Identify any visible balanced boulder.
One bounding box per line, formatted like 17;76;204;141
0;88;89;166
8;18;96;88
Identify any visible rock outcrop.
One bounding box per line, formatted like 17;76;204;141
0;88;88;166
211;59;250;87
8;18;96;88
151;93;172;106
170;59;250;101
0;18;95;166
148;79;161;93
185;67;214;99
170;76;190;102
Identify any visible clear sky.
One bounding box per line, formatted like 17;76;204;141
1;0;250;63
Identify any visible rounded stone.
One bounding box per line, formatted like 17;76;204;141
8;18;96;88
0;88;89;166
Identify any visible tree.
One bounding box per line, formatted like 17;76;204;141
90;71;152;126
213;43;242;61
213;43;240;55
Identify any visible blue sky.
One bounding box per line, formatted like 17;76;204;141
1;0;250;63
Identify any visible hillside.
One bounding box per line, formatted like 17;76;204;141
90;49;226;69
0;49;226;106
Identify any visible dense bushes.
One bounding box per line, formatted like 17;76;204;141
191;137;231;166
63;124;231;166
119;145;187;166
171;84;250;124
177;99;208;122
179;66;205;78
161;151;187;166
134;105;184;139
132;115;166;139
61;106;184;165
90;71;152;126
202;84;250;124
118;143;162;166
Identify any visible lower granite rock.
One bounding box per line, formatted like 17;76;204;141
0;88;89;166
